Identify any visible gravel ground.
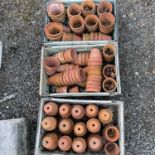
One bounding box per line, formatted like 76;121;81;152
0;0;155;154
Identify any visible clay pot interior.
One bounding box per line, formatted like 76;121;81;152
41;101;120;153
85;15;98;27
102;78;117;92
67;3;81;17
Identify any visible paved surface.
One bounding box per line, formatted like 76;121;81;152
0;0;155;154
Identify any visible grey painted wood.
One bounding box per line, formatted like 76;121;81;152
0;118;30;155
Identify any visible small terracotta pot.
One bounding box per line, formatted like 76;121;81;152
62;32;73;41
73;34;83;41
72;138;86;153
69;86;79;93
59;104;71;118
44;57;60;76
87;134;103;152
74;122;87;136
63;25;71;33
56;86;68;93
42;133;58;150
81;0;96;17
85;14;99;32
98;109;113;124
103;124;120;142
44;102;58;116
73;53;89;66
104;142;120;155
44;22;63;41
103;44;115;62
69;15;85;34
102;78;117;92
67;3;81;19
58;118;73;134
48;73;63;86
63;48;78;62
58;136;72;151
103;64;116;78
87;66;102;76
57;64;75;72
97;1;113;16
86;104;99;118
47;2;65;22
88;48;103;66
71;105;85;119
41;117;57;131
87;118;101;133
99;12;115;34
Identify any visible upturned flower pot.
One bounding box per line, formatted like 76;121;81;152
81;0;96;17
71;105;85;119
97;1;113;16
102;78;117;92
59;104;71;118
44;22;63;41
99;12;115;34
103;64;116;78
41;117;57;131
47;2;65;22
58;118;73;134
103;124;120;142
44;56;60;76
72;138;86;153
86;104;99;118
103;44;115;62
87;134;103;152
67;3;81;19
58;136;72;151
42;133;58;150
85;14;99;32
74;122;87;136
73;53;90;66
69;15;85;34
87;118;101;133
98;109;113;124
43;102;58;116
104;142;120;155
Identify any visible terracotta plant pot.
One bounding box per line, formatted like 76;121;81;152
102;78;117;92
103;124;120;142
57;64;75;72
69;15;85;34
67;3;81;19
103;44;115;62
69;86;79;93
63;25;71;33
104;142;120;155
59;104;71;118
47;2;65;22
73;52;90;66
81;0;96;17
87;118;101;133
56;86;68;93
72;34;83;41
74;122;87;136
58;136;72;151
86;104;99;118
41;117;57;131
58;118;73;134
44;22;63;41
42;133;58;150
43;102;58;116
44;56;60;76
71;105;85;119
103;64;116;78
99;12;115;34
87;134;103;152
98;109;113;124
97;1;113;16
72;138;86;153
85;14;99;32
62;32;73;41
55;48;78;64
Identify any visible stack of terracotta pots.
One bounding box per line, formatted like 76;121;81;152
41;102;120;154
44;0;115;41
44;45;117;93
